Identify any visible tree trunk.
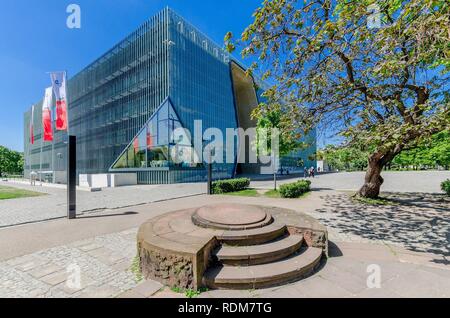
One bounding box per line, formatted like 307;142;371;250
358;156;385;199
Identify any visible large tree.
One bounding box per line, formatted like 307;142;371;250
322;145;370;171
393;131;450;169
254;103;305;189
226;0;450;198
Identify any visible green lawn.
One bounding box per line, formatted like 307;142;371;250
0;186;46;201
224;189;259;197
265;189;311;199
264;189;282;198
351;195;398;206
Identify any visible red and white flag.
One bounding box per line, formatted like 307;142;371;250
146;129;153;150
30;105;35;145
50;71;68;131
42;87;53;142
133;138;140;154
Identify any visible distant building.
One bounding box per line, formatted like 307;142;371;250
24;8;316;184
317;160;332;173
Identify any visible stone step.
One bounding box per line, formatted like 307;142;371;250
214;235;304;266
203;247;323;290
216;222;287;246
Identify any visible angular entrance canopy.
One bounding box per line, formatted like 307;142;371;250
110;98;200;170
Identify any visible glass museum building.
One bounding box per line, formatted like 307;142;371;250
24;8;316;185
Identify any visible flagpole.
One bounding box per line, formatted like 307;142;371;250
49;70;75;218
65;70;70;136
51;105;55;183
39;121;43;185
29;105;33;181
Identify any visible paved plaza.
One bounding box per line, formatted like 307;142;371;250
0;181;205;228
1;171;449;228
0;171;449;298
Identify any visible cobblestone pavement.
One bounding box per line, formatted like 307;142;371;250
0;181;205;228
0;228;139;298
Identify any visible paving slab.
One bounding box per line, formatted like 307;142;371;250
200;289;255;299
317;262;368;294
150;287;187;298
16;259;49;272
381;268;450;298
28;264;62;279
356;287;402;298
255;285;306;298
40;271;69;286
116;289;146;298
59;275;96;295
291;276;354;298
77;284;121;298
132;280;164;297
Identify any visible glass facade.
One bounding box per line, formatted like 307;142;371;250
111;98;202;171
24;7;316;184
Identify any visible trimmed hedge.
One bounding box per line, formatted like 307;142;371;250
442;179;450;196
212;178;251;194
279;180;311;198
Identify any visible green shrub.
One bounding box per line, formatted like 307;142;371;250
212;178;250;194
279;180;311;198
442;179;450;196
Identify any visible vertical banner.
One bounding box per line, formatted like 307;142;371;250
146;128;153;150
133;138;140;154
50;71;68;131
42;87;54;142
30;105;35;145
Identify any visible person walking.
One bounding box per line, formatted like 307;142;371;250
310;167;315;178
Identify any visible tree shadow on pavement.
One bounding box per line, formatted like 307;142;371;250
78;211;139;219
314;192;450;258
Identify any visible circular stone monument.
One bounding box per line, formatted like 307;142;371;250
137;203;328;291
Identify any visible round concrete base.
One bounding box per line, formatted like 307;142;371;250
192;203;273;230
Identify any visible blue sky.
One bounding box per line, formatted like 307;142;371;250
0;0;263;151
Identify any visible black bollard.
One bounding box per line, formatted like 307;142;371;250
67;135;77;219
207;162;213;195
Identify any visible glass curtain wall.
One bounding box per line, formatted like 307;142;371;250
24;8;316;184
167;10;238;181
69;8;170;176
111;98;201;171
25;8;172;181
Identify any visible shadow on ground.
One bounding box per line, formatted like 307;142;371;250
315;192;450;258
78;211;139;219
